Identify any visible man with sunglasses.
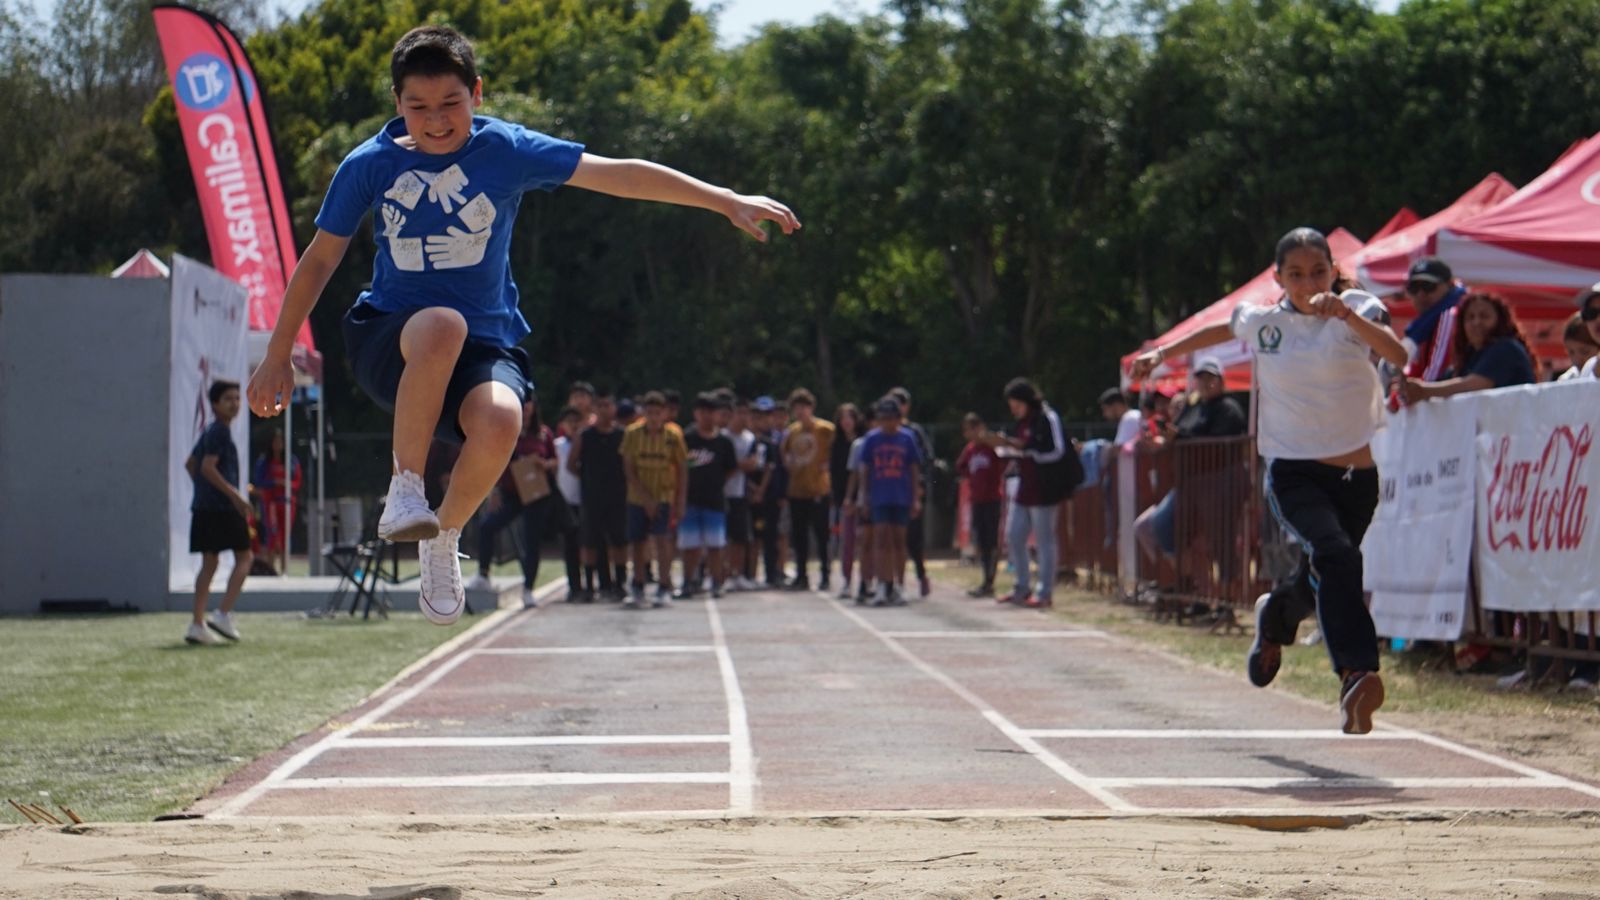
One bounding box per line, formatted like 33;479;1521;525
1389;258;1467;409
1576;282;1600;380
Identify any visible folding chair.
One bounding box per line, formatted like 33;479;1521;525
321;498;392;619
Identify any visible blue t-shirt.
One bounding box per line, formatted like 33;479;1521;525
190;421;240;512
315;116;585;347
1464;337;1536;389
861;428;922;508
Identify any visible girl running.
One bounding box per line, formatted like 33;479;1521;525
1130;227;1407;734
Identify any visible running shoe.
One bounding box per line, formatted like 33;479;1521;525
967;584;995;599
998;590;1029;606
205;610;240;641
377;470;439;541
1339;670;1385;735
417;528;465;625
521;587;539;609
1247;592;1282;688
1022;595;1053;609
184;621;220;645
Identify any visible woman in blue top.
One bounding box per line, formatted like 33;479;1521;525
1401;292;1536;400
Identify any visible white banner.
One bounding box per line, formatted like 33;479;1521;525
1475;380;1600;612
169;254;250;591
1363;398;1478;640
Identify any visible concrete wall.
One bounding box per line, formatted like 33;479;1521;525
0;274;173;612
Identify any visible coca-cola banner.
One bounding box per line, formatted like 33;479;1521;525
1363;397;1477;640
152;4;314;356
1475;380;1600;612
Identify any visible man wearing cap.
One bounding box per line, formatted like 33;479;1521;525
1133;357;1247;571
1399;257;1466;389
1576;283;1600;380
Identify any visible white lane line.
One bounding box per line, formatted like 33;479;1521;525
209;587;551;819
274;772;731;790
881;631;1108;639
474;645;715;655
706;598;755;815
1377;724;1600;800
335;735;731;748
1096;776;1567;790
825;598;1134;812
1024;729;1410;740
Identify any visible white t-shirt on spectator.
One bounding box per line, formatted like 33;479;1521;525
1583;356;1598;380
1113;409;1142;446
1230;290;1387;462
725;428;754;498
554;435;581;505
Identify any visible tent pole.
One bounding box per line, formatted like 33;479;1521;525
311;386;326;576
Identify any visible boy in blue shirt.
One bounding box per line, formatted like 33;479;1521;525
857;398;922;606
184;381;252;645
247;26;799;625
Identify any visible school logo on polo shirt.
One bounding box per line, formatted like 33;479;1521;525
1257;324;1283;354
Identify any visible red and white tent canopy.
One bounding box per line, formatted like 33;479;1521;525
1437;133;1600;290
1124;228;1365;392
1355;174;1518;295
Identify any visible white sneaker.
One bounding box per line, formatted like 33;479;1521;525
206;611;240;641
184;621;220;645
378;470;440;542
521;587;539;609
418;528;465;625
837;583;853;600
464;572;493;591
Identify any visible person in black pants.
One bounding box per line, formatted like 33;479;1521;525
553;405;588;601
467;395;558;609
781;388;836;590
569;393;630;600
749;396;785;586
1131;227;1409;735
889;387;934;597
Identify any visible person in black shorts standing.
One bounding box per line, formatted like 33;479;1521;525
568;392;629;600
184;381;252;645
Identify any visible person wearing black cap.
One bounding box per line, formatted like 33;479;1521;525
569;391;630;599
1574;283;1600;380
1396;257;1466;397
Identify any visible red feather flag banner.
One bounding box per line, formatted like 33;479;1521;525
151;4;317;371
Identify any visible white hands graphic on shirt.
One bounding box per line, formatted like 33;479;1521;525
426;226;490;269
415;165;470;214
382;166;495;271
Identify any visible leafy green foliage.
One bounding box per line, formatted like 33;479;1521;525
5;0;1600;436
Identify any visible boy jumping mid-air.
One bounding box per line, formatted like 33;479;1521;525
247;26;799;624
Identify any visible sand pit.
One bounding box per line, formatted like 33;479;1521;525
5;813;1600;899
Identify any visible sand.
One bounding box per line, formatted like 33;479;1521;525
5;812;1600;899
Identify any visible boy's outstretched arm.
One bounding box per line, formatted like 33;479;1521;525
565;154;801;242
247;229;352;418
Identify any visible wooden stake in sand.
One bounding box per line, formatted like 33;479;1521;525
8;799;45;824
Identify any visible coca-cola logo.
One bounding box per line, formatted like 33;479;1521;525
1485;425;1592;552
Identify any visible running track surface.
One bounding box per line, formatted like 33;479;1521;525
195;581;1600;820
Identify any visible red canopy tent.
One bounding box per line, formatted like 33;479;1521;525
1123;228;1366;392
1437;133;1600;291
1355;174;1518;295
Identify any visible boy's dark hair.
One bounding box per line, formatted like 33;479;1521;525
1565;311;1599;347
788;388;816;407
662;388;682;406
962;412;984;429
391;25;477;95
693;392;720;411
1098;388;1127;408
568;381;596;397
557;405;582;421
642;391;667;407
888;386;911;408
208;380;240;405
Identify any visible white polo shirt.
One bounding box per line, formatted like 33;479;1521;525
1230;290;1388;462
554;435;581;504
724;428;755;499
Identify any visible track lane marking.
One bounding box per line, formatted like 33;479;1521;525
706;598;756;815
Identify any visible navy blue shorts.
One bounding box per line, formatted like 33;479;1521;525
342;302;530;446
627;502;673;543
871;504;911;526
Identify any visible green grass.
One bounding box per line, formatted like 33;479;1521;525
0;611;483;823
930;560;1600;721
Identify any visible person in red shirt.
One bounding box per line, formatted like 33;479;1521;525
956;413;1004;597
